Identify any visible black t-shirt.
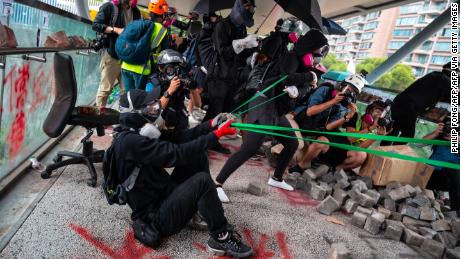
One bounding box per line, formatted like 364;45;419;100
343;113;359;129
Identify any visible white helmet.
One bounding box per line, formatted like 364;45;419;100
343;73;366;93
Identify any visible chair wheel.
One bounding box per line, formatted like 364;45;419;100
87;179;97;187
41;170;51;179
53;155;62;163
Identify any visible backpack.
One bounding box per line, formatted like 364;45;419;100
102;131;140;205
115;20;160;65
197;23;218;76
183;35;200;67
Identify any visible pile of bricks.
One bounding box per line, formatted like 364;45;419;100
286;165;460;259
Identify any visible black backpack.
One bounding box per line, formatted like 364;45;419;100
102;131;140;205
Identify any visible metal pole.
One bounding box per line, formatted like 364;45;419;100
367;7;451;84
75;0;90;19
255;4;277;34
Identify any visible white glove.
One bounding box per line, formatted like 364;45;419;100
309;71;318;85
283;86;299;98
232;34;258;54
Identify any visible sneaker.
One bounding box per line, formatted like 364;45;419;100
216;187;230;203
189;213;208;231
210;144;231;155
207;231;253;258
267;177;294;191
288;165;304;176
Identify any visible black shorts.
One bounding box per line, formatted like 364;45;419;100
316;134;350;167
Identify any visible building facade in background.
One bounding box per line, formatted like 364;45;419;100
328;0;452;78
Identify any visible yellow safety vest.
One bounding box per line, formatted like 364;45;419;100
121;22;167;75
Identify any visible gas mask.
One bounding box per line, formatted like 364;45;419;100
160;63;181;81
230;0;255;28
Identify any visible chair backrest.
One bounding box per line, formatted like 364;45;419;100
43;53;78;138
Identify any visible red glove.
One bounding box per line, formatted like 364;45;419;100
213;120;236;138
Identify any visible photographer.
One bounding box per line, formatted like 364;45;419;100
92;0;141;107
290;74;366;174
113;89;253;257
425;115;460;216
156;49;197;130
383;62;453;145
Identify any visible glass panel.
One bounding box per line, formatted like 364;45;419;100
0;3;101;180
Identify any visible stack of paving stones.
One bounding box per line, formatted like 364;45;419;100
286;165;460;258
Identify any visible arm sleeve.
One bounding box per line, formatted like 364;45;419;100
161;122;213;144
173;20;190;31
307;87;329;108
92;4;110;33
136;133;218;168
213;22;236;60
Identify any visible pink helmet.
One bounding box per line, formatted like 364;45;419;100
112;0;137;7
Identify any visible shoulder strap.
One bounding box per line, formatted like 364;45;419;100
261;62;272;82
150;24;167;51
111;3;119;26
121;166;140;192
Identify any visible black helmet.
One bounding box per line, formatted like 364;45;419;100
157;49;185;66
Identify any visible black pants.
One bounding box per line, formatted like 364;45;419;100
171;152;210;184
381;99;418;146
426;168;460;211
203;79;235;122
216;116;298;183
148;172;229;238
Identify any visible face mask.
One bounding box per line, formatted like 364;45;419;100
120;92;162;123
230;0;255;27
139;123;162;139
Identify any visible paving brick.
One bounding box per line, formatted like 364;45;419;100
335;179;350;189
435;231;457;249
377;207;392;219
364;212;385;235
390;211;403;221
247;181;266;196
304;169;317;181
333;188;348;206
284;175;298;188
320;182;333;195
318;195;340;216
361;176;373;189
418;227;438;239
347;188;362;202
295;180;312;193
356;206;373;216
321;172;336;184
314;165;330;178
388;187;410;202
334;170;348;182
310;184;327;201
444;211;458;220
432;220;451;232
451;219;460;237
351;180;368;192
421;239;445;259
343;199;358;214
328;242;351;259
403;228;426;247
386;181;402;190
407;194;431;208
433;200;442;212
351;211;368;228
384;198;396;212
445;248;460;259
404;184;417;197
357;193;376;208
400;205;421;219
402;216;431;228
414;186;423;195
384;224;403;241
420;207;437;221
423;189;435;201
365;189;381;205
385;219;405;228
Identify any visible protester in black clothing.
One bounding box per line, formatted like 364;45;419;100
259;19;298;61
202;0;258;154
214;30;325;203
113;89;253;257
382;62;453;145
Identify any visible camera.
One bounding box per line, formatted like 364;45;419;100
441;115;452;138
92;33;108;51
377;99;394;130
178;73;197;90
340;91;357;107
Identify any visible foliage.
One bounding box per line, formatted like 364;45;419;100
322;53;347;72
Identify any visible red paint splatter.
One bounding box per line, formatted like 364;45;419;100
243;228;275;258
29;64;50;112
277;189;320;207
194;242;207;252
275;232;292;259
69;223;169;259
6;111;26;158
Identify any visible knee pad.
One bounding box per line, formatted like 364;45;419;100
133;219;161;249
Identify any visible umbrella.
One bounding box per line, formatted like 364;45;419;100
322;17;347;35
192;0;235;15
321;71;350;82
274;0;322;30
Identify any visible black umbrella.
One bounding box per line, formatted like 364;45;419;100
274;0;323;30
192;0;235;15
322;17;347;35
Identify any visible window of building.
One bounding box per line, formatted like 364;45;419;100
359;42;372;49
431;55;450;65
393;29;413;37
405;54;413;62
396;17;418;25
421;41;433;51
418;16;425;24
364;21;379;30
337;38;345;43
416;54;427;63
366;11;380;19
400;4;420;14
357;52;368;59
415;28;422;34
441;28;452;37
361;32;374;40
434;42;450;51
389;41;405;49
413;67;425;77
434;2;446;11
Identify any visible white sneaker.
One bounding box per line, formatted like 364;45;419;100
216;187;230;203
267;178;294;191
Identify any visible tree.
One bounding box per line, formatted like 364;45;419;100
322;53;347;72
356;57;416;92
